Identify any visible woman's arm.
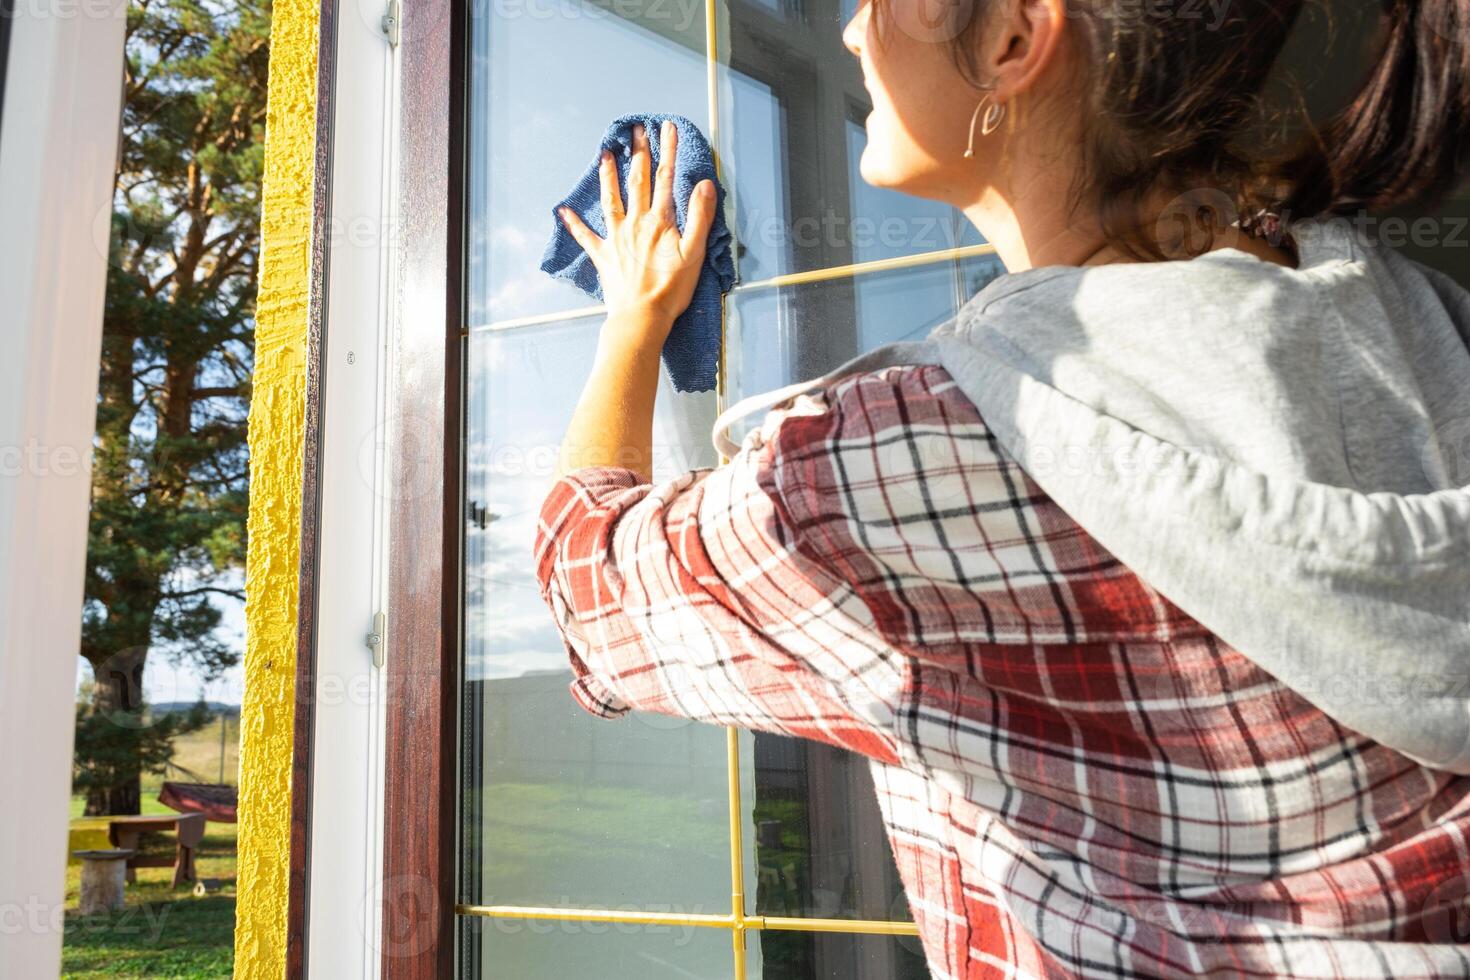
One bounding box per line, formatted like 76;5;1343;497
554;119;716;481
540;120;907;757
534;401;909;763
557;310;665;480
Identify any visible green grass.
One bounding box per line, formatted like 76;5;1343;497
62;722;239;978
477;780;731;909
166;715;239;788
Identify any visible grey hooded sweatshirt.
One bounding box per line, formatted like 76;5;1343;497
716;215;1470;772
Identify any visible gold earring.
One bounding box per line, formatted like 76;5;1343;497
963;93;1007;158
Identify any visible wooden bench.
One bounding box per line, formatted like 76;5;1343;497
106;813;206;887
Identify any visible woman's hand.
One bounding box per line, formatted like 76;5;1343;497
553;120;716;481
557;119;717;336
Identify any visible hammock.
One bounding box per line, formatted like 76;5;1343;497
158;781;238;823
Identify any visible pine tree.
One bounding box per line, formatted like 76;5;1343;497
78;0;270;816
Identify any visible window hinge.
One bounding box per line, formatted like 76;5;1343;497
380;0;401;47
365;611;387;668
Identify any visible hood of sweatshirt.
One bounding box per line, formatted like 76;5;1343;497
918;215;1470;772
712;216;1470;771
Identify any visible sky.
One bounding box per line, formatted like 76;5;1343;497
74;582;246;707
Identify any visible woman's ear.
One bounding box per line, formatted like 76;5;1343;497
987;0;1069;102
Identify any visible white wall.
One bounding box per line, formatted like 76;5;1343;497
0;0;126;975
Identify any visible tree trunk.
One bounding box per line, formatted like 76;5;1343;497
82;647;148;816
83;780;141;818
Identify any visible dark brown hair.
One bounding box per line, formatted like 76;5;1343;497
874;0;1470;259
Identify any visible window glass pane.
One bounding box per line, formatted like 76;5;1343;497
959;250;1008;299
461;0;1005;965
460;913;734;979
717;0;980;282
467;0;708;327
751;929;930;979
741;732;912;923
843;120;980;266
462;322;724;912
725;258;1004;416
723;71;789;283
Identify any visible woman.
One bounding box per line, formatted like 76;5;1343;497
543;0;1470;976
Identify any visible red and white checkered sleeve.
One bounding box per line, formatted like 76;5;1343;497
532;400;907;765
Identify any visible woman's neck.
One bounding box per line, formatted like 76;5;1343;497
961;187;1105;272
963;186;1298;272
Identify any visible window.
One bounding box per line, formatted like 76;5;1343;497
455;0;1003;976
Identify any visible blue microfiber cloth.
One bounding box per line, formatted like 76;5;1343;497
539;113;737;393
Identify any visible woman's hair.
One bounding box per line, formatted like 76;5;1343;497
878;0;1470;259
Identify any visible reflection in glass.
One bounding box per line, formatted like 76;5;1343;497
722;70;789;284
718;0;990;283
461;0;1010;970
725;255;1005;415
742;732;913;924
460;913;733;979
843;119;980;267
751;929;931;979
461;324;725;917
466;0;708;327
717;0;863;280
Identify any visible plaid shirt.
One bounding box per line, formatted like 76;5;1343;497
534;364;1470;979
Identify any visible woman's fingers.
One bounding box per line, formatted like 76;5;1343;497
598;148;624;225
557;205;603;260
572;122;714;318
626;123;651;217
650;120;677;221
681;179;716;257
